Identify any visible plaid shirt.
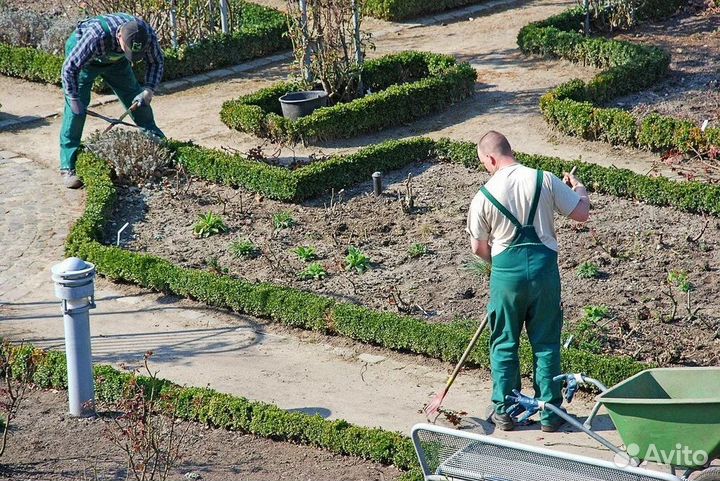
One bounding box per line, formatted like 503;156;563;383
62;13;164;98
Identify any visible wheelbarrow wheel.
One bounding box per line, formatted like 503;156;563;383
694;467;720;481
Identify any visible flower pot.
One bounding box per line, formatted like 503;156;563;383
279;90;329;120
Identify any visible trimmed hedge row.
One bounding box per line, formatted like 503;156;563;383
436;138;720;216
220;51;477;144
168;137;436;201
166;135;720;216
65;139;661;389
363;0;488;21
8;345;419;476
518;3;720;156
0;3;289;88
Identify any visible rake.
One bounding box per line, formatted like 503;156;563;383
423;313;489;421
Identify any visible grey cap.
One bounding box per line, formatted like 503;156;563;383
119;20;148;62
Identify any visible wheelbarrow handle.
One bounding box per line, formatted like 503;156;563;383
553;373;608;403
507;389;634;463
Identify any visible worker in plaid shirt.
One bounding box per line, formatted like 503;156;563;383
60;13;165;189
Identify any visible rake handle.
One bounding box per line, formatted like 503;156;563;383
443;313;489;390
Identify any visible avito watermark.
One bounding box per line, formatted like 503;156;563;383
614;443;709;468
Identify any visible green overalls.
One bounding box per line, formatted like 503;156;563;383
60;14;164;171
481;169;563;427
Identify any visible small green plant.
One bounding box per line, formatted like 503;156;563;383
300;262;327;280
345;246;371;274
666;270;697;320
583;305;610;323
568;305;611;354
293;246;317;262
230;239;258;258
407;243;428;259
272;211;295;229
462;259;492;278
576;261;600;279
193;212;228;238
206;256;228;275
668;270;693;293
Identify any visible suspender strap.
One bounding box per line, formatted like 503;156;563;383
480;186;522;229
526;169;544;225
95;13;134;38
96;15;112;36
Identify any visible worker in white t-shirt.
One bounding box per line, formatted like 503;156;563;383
466;131;590;432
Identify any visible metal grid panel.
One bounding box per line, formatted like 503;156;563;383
415;428;674;481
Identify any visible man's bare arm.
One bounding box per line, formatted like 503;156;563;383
471;237;492;263
563;172;590;222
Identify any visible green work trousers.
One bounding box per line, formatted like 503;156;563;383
59;35;164;171
488;243;563;426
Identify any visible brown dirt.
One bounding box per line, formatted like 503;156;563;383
610;9;720;126
106;159;720;367
0;386;401;480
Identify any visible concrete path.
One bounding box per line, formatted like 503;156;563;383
1;272;626;464
0;0;683;474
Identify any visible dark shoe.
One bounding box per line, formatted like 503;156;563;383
61;169;83;189
490;410;515;431
541;418;566;433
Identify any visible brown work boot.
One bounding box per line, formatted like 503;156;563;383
61;169;83;189
541;418;566;433
490;410;515;431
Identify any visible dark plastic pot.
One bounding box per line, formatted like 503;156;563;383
279;90;329;120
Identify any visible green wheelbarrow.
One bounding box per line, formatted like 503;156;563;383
411;367;720;481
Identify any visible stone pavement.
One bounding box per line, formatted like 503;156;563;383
0;151;84;303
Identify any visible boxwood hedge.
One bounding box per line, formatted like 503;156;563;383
363;0;490;21
517;3;720;157
0;2;289;88
6;344;420;478
62;135;705;391
163;136;720;216
219;51;477;144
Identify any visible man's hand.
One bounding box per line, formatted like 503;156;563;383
68;97;86;116
563;171;582;189
564;170;590;222
133;89;154;107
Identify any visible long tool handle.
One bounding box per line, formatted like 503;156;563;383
117;100;139;123
443;313;489;390
86;110;116;124
103;101;139;134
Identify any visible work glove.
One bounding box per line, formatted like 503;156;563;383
133;89;154;107
505;389;541;423
553;373;581;403
68;97;86;116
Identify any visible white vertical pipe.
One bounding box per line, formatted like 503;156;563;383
52;257;96;418
300;0;312;82
220;0;230;34
169;0;179;48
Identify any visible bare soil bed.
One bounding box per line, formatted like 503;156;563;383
105;159;720;367
610;7;720;126
0;387;401;480
608;6;720;183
